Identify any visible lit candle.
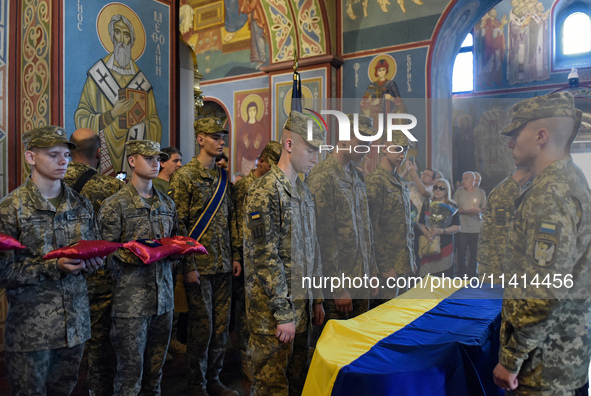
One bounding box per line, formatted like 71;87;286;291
473;198;478;208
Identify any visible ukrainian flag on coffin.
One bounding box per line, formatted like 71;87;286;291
303;276;504;396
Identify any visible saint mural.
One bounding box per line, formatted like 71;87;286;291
75;5;162;176
236;94;267;174
360;55;407;174
361;56;406;122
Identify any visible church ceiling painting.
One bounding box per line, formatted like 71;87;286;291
180;0;328;80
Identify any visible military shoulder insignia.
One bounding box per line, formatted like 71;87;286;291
532;221;558;267
248;211;265;244
494;207;506;226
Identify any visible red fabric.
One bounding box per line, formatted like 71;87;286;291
158;236;208;256
122;240;183;265
43;240;122;260
0;233;26;251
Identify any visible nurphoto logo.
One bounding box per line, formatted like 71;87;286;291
304;109;418;153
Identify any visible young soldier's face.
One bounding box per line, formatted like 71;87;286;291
26;144;70;181
201;133;225;158
291;136;318;174
508;124;538;169
131;154;161;180
384;144;407;168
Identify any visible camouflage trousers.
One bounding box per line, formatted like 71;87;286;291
87;282;116;396
5;342;84;396
507;388;575;395
232;272;249;361
323;298;369;322
111;311;173;396
247;332;310;396
185;272;232;390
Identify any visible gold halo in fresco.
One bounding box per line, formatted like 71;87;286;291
240;94;265;123
367;54;397;83
97;3;146;61
283;86;314;117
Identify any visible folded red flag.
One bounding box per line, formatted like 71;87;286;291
0;233;27;251
122;239;184;265
43;240;123;260
158;236;208;256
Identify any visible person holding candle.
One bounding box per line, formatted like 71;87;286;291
452;171;486;277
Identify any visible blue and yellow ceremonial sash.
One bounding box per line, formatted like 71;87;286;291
189;168;228;242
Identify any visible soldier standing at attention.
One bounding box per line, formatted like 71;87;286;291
476;167;531;281
169;118;241;396
98;140;177;395
493;92;591;394
244;111;325;396
366;130;416;303
232;140;282;380
64;128;125;396
306;114;378;320
0;126;103;395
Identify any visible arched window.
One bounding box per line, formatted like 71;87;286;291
563;12;591;55
554;2;591;70
452;34;474;93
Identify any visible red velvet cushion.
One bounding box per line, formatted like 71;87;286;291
122;239;183;265
158;236;208;256
0;233;27;251
43;240;122;260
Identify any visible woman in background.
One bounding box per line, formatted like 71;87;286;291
417;178;460;277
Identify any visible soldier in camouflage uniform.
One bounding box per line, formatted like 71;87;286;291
244;111;325;396
306;114;378;320
476;168;531;281
169;118;241;396
366;130;416;303
232;140;281;380
0;126;103;395
98;140;177;395
64;127;125;396
493;92;591;395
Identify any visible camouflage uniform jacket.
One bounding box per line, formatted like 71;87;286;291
233;170;258;262
476;175;521;278
169;157;240;275
500;158;591;391
305;155;377;296
366;165;416;275
244;165;322;335
98;183;177;318
65;160;124;286
0;178;97;352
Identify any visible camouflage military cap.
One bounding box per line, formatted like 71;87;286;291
194;117;229;135
283;111;327;149
260;140;282;164
346;114;377;138
390;130;412;147
125;140;170;161
22;125;76;150
500;92;583;136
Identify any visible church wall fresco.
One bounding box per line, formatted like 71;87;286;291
182;0;329;81
451;0;591;192
64;0;174;176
